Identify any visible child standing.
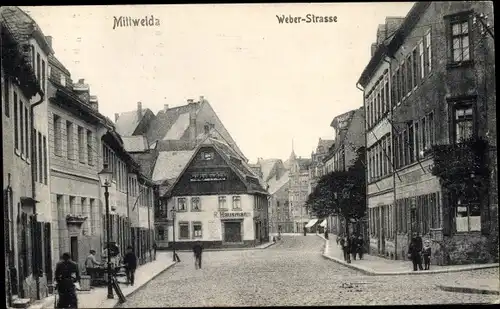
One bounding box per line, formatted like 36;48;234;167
422;240;432;270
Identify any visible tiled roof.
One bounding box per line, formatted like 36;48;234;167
1;6;53;54
48;54;70;77
257;159;280;181
318;139;335;151
115;109;152;137
151;150;196;182
163;112;190;140
122;136;149;153
146;103;202;144
155;140;198;152
267;171;290;195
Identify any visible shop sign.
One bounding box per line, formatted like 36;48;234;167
214;211;251;219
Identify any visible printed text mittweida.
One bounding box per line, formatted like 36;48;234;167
113;15;160;29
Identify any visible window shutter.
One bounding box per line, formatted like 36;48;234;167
441;191;451;236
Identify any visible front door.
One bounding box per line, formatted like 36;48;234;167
223;221;242;243
70;236;78;262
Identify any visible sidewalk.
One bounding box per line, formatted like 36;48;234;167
437;278;500;295
319;234;499;276
27;252;177;309
175;241;275;252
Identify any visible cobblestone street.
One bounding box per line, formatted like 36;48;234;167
119;236;499;307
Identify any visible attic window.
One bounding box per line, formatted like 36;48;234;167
201;151;214;160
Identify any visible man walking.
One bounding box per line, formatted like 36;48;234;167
192;242;203;269
55;253;80;308
152;242;157;260
123;246;137;286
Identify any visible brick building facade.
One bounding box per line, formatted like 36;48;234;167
359;1;497;265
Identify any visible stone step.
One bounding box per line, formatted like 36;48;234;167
11;298;31;309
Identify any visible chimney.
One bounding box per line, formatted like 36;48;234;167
187;99;194;104
78;78;85;84
74;78;90;104
115;113;119;122
89;95;98;111
137;102;142;117
199;95;204;102
204;124;210;134
45;36;53;48
371;43;378;57
163;104;169;112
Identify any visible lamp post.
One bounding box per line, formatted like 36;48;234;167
171;208;177;262
98;164;114;300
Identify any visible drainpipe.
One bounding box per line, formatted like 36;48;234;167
31;91;45;301
382;56;398;260
355;82;366;250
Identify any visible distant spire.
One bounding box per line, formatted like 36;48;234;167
292;138;295;154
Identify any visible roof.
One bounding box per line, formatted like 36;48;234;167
267;171;290;195
115;109;152;136
1;6;53;55
122;136;149;153
163;112;190;140
318;139;334;152
151;150;196;182
257;158;281;181
48;54;70;76
297;158;312;170
146;102;202;144
357;2;430;87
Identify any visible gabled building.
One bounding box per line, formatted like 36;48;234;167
358;1;496;265
308;138;334;195
286;149;312;232
159;136;269;249
114;102;155;137
2;6;53;305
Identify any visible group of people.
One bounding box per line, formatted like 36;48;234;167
337;234;365;263
56;245;139;308
408;232;432;271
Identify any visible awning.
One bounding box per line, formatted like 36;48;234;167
319;219;327;227
305;219;318;228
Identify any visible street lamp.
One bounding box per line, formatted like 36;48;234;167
171;207;177;262
98;163;114;300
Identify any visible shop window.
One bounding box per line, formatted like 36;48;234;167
193;222;202;238
191;197;201;211
177;197;187;211
179;222;190;239
455;202;481;232
157;227;165;241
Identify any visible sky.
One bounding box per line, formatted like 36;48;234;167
23;3;414;163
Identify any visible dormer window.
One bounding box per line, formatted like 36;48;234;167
61;75;66;87
201;151;214;160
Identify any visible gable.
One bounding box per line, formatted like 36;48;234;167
170;146;248;196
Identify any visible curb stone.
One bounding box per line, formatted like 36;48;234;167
108;261;178;308
317;234;500;276
437;285;500;295
168;241;276;253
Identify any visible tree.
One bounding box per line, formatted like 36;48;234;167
305;147;366;235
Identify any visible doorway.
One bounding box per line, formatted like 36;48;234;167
70;236;78;262
223;221;242;243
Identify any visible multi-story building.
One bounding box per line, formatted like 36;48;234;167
2;6;54;305
358;1;497;265
286;149;312;232
323;108;366;237
308;138;334;195
160;135;269;249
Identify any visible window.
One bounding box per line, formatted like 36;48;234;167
25;106;29;159
201;151;214;160
402;130;408;166
415;121;420;159
89;199;95;235
401;61;407;97
179;222;190;239
454;105;473;142
408;122;415;164
43;136;47;184
69;196;76;214
66;121;73;159
428;112;435;145
450;18;470;63
177;197;187;211
384;78;390;112
193;222;202;238
232;196;241;210
418;40;425;79
48;66;52;79
157;227;165;240
87;130;93;165
61;75;66;87
42;60;46;92
78;126;85;162
394;135;399;169
191;197;201;211
80;198;86;215
20;101;24;155
421;117;427;152
4;76;9;117
37;53;41;82
14;93;19;150
33;129;38;181
53;115;62;156
38;132;43;182
412;48;418;88
218;196;227;210
425;31;432;72
455;203;480;232
406;55;412;94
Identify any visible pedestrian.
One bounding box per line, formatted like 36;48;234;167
357;235;364;260
336;234;340;246
408;232;424;271
324;229;329;240
54;252;80;308
350;235;358;261
303;226;307;236
192;241;203;269
422;240;432;270
123;246;137;286
152;242;157;260
84;250;102;286
341;236;351;263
